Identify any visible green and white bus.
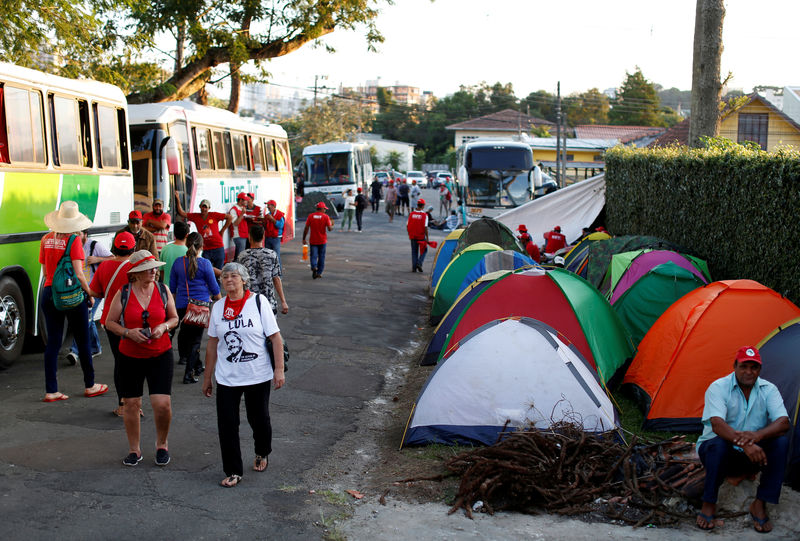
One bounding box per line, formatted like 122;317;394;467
0;63;132;366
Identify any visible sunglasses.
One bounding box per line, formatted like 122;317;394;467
140;310;151;338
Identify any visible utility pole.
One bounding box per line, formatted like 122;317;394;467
313;75;328;106
560;112;568;186
556;82;562;188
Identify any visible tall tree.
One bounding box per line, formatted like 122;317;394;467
608;69;662;126
521;90;557;122
688;0;725;147
286;96;373;153
563;88;610;126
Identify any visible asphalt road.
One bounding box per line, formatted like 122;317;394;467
0;189;445;540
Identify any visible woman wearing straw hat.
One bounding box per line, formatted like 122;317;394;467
105;250;180;467
39;201;109;402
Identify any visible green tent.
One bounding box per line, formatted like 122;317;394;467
612;262;707;347
606;249;711;297
455;217;522;255
430;242;502;324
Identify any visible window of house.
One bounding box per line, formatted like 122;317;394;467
3;85;46;164
738;113;768;150
566;154;574;161
593;154;604;162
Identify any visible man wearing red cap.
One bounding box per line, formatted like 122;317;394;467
263;199;285;268
516;225;541;263
227;193;251;259
116;210;157;257
695;346;789;532
302;202;333;279
542;225;566;255
406;199;429;272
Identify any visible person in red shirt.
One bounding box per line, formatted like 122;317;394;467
406;199;430;272
543;225;567;254
39;201;109;403
302;202;334;279
515;224;541;263
227;192;251;260
263;199;285;268
142;199;172;255
173;191;231;271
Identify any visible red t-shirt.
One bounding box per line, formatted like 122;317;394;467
39;232;85;286
89;259;132;325
305;211;333;245
406;210;429;240
143;211;172;251
119;284;171;358
543;231;567;253
525;241;541;263
187;212;227;250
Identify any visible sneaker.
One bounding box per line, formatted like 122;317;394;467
123;452;143;466
66;352;78;366
155;448;170;466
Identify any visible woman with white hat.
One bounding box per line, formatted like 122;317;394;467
105;250;179;467
39;201;109;402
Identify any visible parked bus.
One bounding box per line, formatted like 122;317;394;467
0;62;132;365
128;101;295;260
301;142;373;209
455;139;557;221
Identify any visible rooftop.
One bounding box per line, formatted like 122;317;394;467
446;109;555;131
574;124;666;144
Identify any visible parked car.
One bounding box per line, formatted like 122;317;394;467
374;170;392;185
405;170;425;186
434;171;453;188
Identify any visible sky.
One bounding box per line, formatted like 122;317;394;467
255;0;800;101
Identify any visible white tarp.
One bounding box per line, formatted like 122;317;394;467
496;173;606;246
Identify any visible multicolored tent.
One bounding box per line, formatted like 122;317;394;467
623;280;800;432
563;231;612;277
454;217;522;254
402;318;619;447
429;228;465;296
607;250;710;302
430;242;503;324
458;249;538;294
584;235;686;289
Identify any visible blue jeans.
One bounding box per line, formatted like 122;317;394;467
203;246;225;270
264;237;282;271
698;435;789;504
411;239;427;269
310;244;327;275
71;298;101;356
41;287;95;393
233;237;247;260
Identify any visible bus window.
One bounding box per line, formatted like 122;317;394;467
50;95;80;166
169;120;193;207
212;130;233;170
94;103;121;169
265;138;276;171
3;86;46;164
117;108;129;170
78;100;92;167
232;132;248;171
275;140;290;172
0;86;7;162
251;136;264;171
193;127;212;169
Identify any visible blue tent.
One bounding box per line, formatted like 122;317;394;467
458;250;538;295
429;229;465;296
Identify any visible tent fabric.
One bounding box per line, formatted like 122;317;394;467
295;191;339;220
429;229;465;296
613;262;708;347
430;242;503;323
458;250;538;295
402;318;619;447
496;173;607;248
609;250;710;304
454;217;522;255
585;235;687;290
757;317;800;488
564;232;612;277
623;280;800;432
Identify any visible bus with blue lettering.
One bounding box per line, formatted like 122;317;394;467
128;101;294;260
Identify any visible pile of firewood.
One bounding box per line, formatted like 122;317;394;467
445;422;707;525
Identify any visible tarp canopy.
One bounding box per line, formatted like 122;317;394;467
608;250;710;304
623;280;800;432
564;231;612;277
458;250;539;294
295;191;339;220
429;229;465;296
612;262;708;347
585;235;687;290
496;173;606;247
431;242;503;323
402;318;619;447
455;217;522;254
758;317;800;489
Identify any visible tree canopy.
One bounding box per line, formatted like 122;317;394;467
608;68;663;126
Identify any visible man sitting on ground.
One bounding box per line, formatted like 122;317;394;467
695;346;789;533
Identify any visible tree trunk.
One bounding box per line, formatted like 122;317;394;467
196;84;208;106
688;0;725;148
228;64;241;113
175;23;185;75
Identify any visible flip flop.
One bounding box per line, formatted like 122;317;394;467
254;456;268;472
220;474;242;488
750;512;772;533
43;393;69;402
84;384;109;398
696;512;717;530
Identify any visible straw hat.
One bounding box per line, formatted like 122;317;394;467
44;201;92;233
126;250;166;273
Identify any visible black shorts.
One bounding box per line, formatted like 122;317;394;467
118;349;174;398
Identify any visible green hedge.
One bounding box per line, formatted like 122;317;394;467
604;141;800;304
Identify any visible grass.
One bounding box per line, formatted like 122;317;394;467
317;489;350;506
613;391;697;444
278;484;300;493
405;442;476;462
319;510;349;541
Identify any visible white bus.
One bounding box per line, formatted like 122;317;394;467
456;139;557;221
301;142;373;209
0;62;132;365
128;101;295;260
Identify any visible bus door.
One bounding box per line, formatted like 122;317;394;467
168;120;193;218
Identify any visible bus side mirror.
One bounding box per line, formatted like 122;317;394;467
164;137;180;175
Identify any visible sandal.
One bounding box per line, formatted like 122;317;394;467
696;512;718;531
220;474;242;488
751;512;772;533
43;392;69;402
84;383;109;397
254;455;268;472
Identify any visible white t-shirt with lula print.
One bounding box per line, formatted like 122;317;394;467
208;293;280;387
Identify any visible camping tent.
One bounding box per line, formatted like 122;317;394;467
430;242;502;324
454;217;522;254
607;250;710;303
458;250;538;295
429;228;465;296
402;318;619;447
623;280;800;432
758;318;800;489
564;231;612;277
613;262;708;347
584;235;687;289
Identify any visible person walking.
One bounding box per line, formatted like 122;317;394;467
397;179;410;216
202;262;285;488
104;250;180;467
340;189;356;231
39;201;109;402
262;199;285;268
354;188;368;232
409;179;421;210
384;181;398;222
302;201;334;279
406;199;429;273
173;192;231;271
438;184;451;218
142;199;171;256
117;210;158;257
369;176;383;213
227;192;251;260
159;221;189;285
237;224;288;315
169;232;221;384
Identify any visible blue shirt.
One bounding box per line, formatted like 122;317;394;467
697;372;788;447
169;256;220;309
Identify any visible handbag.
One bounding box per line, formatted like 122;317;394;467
182;258;211;328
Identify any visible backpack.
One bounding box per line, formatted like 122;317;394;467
255;293;289;372
52;235;84;311
119;281;169;327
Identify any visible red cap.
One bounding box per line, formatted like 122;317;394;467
128;210;142;221
266;199;277;207
114;231;135;250
316;202;328;210
237;192;250;201
247;193;255;200
735;346;762;365
554;226;561;232
357;187;363;192
417;198;425;206
519;233;531;242
517;224;527;232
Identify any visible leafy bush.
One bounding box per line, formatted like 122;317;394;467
605;141;800;304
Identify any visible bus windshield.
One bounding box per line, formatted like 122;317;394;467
469;147;532;170
304;152;351;186
465;171;530;208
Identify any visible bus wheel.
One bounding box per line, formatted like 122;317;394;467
0;277;26;369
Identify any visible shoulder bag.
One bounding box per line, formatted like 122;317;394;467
181;257;211;327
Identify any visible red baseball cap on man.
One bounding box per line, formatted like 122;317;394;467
247;192;255;200
128;210;142;221
735;346;762;365
237;192;250;201
114;231;135;250
266;199;277;207
554;226;562;232
357;187;363;192
417;198;426;207
316;202;328;210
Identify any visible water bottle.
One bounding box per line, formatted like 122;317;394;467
302;243;309;261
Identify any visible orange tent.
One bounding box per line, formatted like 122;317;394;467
623;280;800;432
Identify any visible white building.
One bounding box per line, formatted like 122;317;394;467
357;133;415;171
783;86;800;125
